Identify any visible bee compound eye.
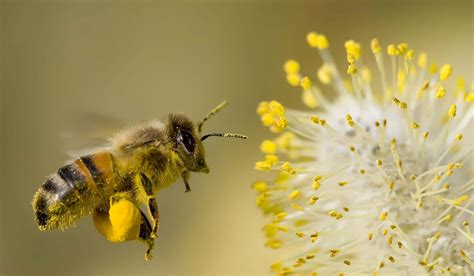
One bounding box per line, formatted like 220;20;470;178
180;130;195;153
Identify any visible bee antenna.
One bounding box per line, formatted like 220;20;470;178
197;101;228;133
201;133;248;141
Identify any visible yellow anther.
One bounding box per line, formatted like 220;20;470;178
466;92;474;102
306;32;329;49
284;60;300;74
308;196;319;205
388;256;395;263
329;249;340;257
456;133;463;141
316;34;329;49
390;224;396;230
257;101;270;115
389;181;395;190
382;229;388;235
411;122;420;129
306;254;316;259
328;210;343;219
379;261;385;268
343;260;351;266
261;113;275;126
410;175;417;181
289;190;301;200
406;49;414;60
463;221;469;226
255;161;272;172
310;232;320;243
375;121;380;127
291;203;303;211
429;63;438;74
440;64;453;81
312;180;321;190
300;76;312;90
435;86;446;98
281;162;296;175
347;64;357;75
260;140;277;154
296;257;306;265
317;64;332;84
276;212;287;220
397;43;408;55
359;169;366;174
371;38;381;54
387;44;398;56
345;114;355;127
368;232;373;240
252;181;267;193
387;235;393;245
295;232;305;238
379;211;388;221
310;115;321;124
338;181;348;187
314;175;322;181
302;89;319;108
345;40;361;60
376;159;383;166
306;32;319;48
349;146;356;152
422;131;429;140
454;195;469;205
418;53;427;68
264;154;279;165
343;207;349;212
397;241;403;248
266;239;282;249
286;73;301;87
448;104;457;118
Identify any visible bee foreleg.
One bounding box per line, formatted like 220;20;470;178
137;209;155;261
182;171;191;193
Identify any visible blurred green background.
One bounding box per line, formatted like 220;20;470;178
0;1;472;275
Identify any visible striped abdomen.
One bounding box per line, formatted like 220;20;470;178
33;152;119;231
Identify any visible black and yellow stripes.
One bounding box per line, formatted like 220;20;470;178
33;152;118;231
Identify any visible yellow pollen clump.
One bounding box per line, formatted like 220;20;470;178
260;140;277;154
344;40;361;60
264;154;279;165
371;38;381;53
448;104;457;118
284;60;300;74
406;49;414;60
440;64;453;80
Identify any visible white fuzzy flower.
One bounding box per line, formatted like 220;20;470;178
254;33;473;275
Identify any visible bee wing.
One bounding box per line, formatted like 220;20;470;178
59;112;125;159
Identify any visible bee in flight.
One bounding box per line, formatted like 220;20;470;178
32;101;246;260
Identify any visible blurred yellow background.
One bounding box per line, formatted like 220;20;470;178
1;1;472;275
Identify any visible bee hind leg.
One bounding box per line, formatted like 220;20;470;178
137;209;155;261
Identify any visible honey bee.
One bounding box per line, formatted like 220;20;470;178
32;101;246;260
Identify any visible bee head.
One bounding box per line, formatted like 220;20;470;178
168;101;247;174
168;114;209;173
